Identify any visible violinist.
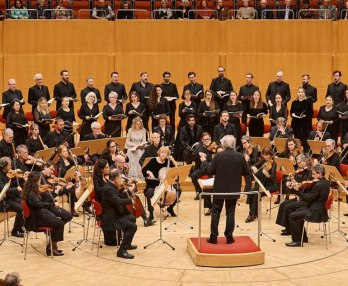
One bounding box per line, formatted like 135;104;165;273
14;144;42;174
246;147;277;223
213;111;237;146
27;124;48;156
0;157;24;238
315;139;340;172
6;100;28;146
22;172;65;256
139;132;161;167
40;162;73;222
308;120;331;141
56;144;75;177
0;128;15;159
190;132;213;212
101;168;137;259
142;146;178;219
277;138;301;166
276;154;313;236
241;135;258;194
269;117;293;147
286;164;330;247
45;118;74;149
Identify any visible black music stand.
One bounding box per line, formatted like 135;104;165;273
252;174;276;242
165;165;194;230
0;180;22;247
144;182;175;251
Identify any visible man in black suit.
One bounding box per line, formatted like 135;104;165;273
161;71;179;131
213;111;237;145
28;73;51;113
200;135;250;244
326;70;347;105
80;77;102;104
45;118;74;149
265;71;291;108
2;79;24;120
277;0;297;19
53;69;77;111
238;73;259;125
104;71;127;102
256;0;273;19
101;168;137;259
308;120;331;141
209;66;233;109
286;164;330;247
0;128;15;159
182;72;204;106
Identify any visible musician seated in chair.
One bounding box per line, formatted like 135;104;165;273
269;117;293;148
45;118;74;149
101;168;137;259
81;122;107;163
139;132;161;167
286;164;330;247
142;146;180;219
308;120;331;141
0;157;24;238
313;139;340;172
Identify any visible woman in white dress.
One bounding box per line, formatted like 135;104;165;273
125;116;147;179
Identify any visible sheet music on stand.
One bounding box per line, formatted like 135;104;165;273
74;184;93;213
252;174;271;198
274;138;303;152
307;140;326;155
274;157;295;175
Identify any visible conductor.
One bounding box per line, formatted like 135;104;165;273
200;135;249;244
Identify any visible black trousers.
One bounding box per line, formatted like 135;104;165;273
0;197;23;233
48;207;73;225
118;215;137;252
39;209;65;242
289;208;307;242
275;199;306;231
210;198;237;239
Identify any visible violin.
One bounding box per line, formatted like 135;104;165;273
298;180;318;189
206;141;220;154
24;157;45;167
39;184;55;193
7;169;29;179
244;144;254;156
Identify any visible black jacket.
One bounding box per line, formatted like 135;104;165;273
28;84;50;113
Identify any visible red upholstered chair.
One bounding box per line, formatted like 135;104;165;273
21;200;53;259
313;109;319;119
50;110;57;119
301;194;333;249
340;163;348;178
0;114;6;124
25;111;34;122
264;124;271;134
241;123;247;134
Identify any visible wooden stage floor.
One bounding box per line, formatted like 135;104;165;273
1;192;348;286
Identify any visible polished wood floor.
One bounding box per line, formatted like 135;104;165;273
2;191;348;286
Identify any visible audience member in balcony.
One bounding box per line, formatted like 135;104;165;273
341;0;348;19
197;0;213;19
10;0;29;19
28;73;51;114
176;0;193;19
117;1;134;19
53;0;73;19
319;0;337;20
36;0;50;19
92;0;115;20
236;0;256;19
265;71;291;108
298;0;315;19
277;0;296;19
215;0;228;20
155;0;173;19
2;79;25;120
256;0;273;19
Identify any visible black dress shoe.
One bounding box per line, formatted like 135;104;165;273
281;231;291;236
11;231;24;238
274;197;281;205
302;237;308;243
207;238;217;244
226;237;235;244
285;241;302;247
194;194;200;200
46;248;64;256
117;249;134;259
344;213;348;217
125;245;137;250
205;208;212;216
144;219;156;227
149;213;154;221
245;215;255;223
167;208;177;217
72;211;79;217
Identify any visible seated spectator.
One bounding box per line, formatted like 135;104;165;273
197;0;213;19
176;0;194;19
319;0;337;20
36;0;50;19
155;0;173;19
214;0;229;20
10;0;29;19
298;0;315;19
117;1;134;19
236;0;256;19
277;0;296;19
342;0;348;19
53;0;73;19
92;0;115;20
256;0;273;19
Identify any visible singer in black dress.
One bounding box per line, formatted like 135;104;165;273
78;92;100;141
102;91;124;137
33;97;52;140
247;90;268;137
6;101;28;146
318;95;339;143
56;97;75;134
125;91;146;132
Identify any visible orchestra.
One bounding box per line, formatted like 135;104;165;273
1;69;348;265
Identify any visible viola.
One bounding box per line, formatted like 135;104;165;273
299;179;319;189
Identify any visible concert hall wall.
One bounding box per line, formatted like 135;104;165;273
0;20;347;113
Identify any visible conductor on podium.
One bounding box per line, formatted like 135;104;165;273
200;135;249;244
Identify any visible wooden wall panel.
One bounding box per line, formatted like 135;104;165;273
0;21;3;91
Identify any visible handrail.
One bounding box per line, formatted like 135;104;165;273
5;8;38;19
151;8;184;19
340;9;348;19
78;8;114;19
43;8;75;19
188;9;218;19
262;9;294;19
116;9;149;19
298;8;331;19
198;190;261;250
